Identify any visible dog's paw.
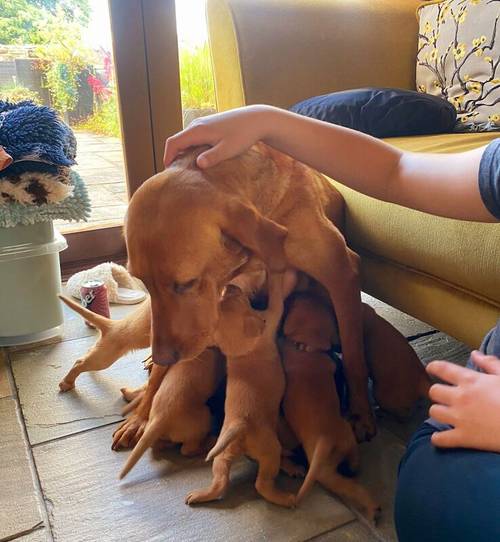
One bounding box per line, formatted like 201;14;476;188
120;386;144;403
185;490;214;505
111;414;147;450
349;409;377;443
280;457;305;478
58;379;75;392
365;503;382;526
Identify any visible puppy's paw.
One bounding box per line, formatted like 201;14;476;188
120;386;143;403
349;409;377;443
280;457;305;478
284;493;297;509
58;379;75;392
185;489;218;505
111;414;147;450
365;503;382;526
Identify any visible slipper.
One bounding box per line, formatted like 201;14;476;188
66;262;147;305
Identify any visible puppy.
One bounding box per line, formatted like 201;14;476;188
119;347;225;479
185;272;296;508
58;295;151;391
360;304;431;418
281;292;380;521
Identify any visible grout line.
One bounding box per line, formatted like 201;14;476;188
5;352;55;542
31;419;123;449
0;523;45;542
302;518;359;541
407;329;439;343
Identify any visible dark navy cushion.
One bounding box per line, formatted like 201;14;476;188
290;88;457;138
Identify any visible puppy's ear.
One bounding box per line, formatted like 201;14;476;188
222;199;288;272
243;314;266;338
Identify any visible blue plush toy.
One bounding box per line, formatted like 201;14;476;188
0;100;90;227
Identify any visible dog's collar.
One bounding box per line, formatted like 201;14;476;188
283;336;330;354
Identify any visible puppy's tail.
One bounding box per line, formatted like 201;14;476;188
119;419;161;480
58;295;112;333
206;420;247;461
297;438;332;503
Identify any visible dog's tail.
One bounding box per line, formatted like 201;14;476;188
205;420;247;461
119;419;162;480
58;295;112;333
297;437;332;503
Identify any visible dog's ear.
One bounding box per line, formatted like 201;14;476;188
222;199;288;271
243;314;266;338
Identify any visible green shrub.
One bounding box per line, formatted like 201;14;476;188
179;43;216;110
75;96;120;137
0;85;42;104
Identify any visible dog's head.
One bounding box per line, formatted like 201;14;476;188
283;293;338;352
125;153;287;366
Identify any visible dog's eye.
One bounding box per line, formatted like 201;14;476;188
222;233;243;254
173;278;198;294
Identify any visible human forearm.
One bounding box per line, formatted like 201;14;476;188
261;106;402;201
164;105;497;223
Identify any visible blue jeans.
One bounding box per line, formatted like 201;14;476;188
395;321;500;542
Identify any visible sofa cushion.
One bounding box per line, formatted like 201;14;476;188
416;0;500;132
289;88;456;137
330;132;500;305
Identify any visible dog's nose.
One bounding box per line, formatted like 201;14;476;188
152;344;179;366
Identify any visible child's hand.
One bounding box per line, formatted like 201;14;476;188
427;351;500;452
163;105;273;169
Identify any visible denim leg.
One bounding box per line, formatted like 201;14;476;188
395;422;500;542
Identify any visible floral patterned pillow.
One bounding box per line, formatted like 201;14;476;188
416;0;499;132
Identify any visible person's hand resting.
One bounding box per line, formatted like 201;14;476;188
427;351;500;452
163;105;272;169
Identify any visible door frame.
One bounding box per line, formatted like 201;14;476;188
61;0;183;273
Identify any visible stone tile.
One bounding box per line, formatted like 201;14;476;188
89;204;128;223
15;528;51;541
376;399;430;445
410;332;471;366
95;150;124;164
310;520;379;541
362;293;434;338
10;337;149;445
357;428;407;542
0;349;12;398
0;397;44;540
86;184;126;207
34;424;354;542
75;168;125;186
74;155;116;169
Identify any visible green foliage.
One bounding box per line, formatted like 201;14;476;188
179;43;216;110
75;96;120;138
0;0;89;45
35;10;96;113
0;0;47;44
0;84;42;104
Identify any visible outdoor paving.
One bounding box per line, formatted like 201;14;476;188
0;292;473;542
56;131;128;230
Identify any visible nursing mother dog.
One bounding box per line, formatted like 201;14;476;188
125;142;375;441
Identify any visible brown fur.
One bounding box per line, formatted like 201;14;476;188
185;272;296;508
361;304;431;418
119;348;225;479
281;293;380;521
126;143;375;441
58;295;151;392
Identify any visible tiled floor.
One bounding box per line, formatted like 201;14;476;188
56;132;127;230
0;293;472;542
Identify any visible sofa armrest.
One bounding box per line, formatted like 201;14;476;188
207;0;421;111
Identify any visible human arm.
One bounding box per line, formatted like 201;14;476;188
426;352;500;452
164;105;498;223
